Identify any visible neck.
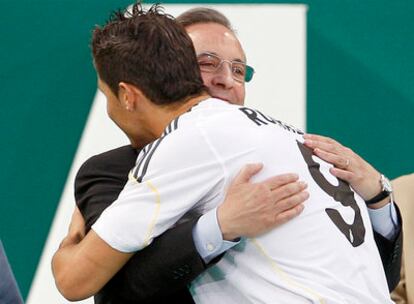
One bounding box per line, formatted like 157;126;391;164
144;93;210;140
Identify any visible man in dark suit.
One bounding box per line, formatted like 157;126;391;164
60;6;402;303
75;145;402;304
0;240;23;304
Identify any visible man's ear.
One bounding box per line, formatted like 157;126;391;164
118;82;145;111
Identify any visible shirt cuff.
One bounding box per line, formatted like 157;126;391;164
192;207;239;264
367;200;400;240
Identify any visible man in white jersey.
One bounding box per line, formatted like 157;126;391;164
124;99;390;303
52;3;393;303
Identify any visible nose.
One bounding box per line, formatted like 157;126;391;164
211;62;234;89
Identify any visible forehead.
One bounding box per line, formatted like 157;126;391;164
186;22;246;62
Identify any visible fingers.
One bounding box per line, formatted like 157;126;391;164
313;148;351;170
271;180;308;202
276;189;309;211
304;134;355;171
271;191;309;227
304;133;338;145
232;163;264;185
306;144;355;180
304;138;339;154
219;169;309;238
303;134;353;158
269;182;309;228
329;167;355;182
274;203;305;226
261;173;299;190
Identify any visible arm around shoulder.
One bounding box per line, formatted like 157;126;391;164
52;229;133;301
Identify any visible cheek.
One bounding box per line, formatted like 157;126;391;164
233;84;245;105
201;72;213;87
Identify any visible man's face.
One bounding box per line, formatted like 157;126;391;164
186;22;246;105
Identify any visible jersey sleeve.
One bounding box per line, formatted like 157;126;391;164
92;127;225;253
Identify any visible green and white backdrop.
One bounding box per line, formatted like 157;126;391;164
0;1;412;303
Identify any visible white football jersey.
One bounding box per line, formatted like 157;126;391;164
93;98;392;304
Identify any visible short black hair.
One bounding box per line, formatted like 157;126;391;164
92;2;206;105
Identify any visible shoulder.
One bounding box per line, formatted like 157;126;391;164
74;146;140;227
75;145;139;200
131;117;225;184
76;145;139;179
82;145;139;169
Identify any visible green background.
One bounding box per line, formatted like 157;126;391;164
0;0;412;298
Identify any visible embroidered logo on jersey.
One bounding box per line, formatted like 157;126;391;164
239;107;304;135
131;117;180;182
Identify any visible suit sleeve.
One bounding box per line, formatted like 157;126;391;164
75;145;212;303
373;204;402;291
75;145;138;232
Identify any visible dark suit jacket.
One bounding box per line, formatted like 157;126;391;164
76;145;205;304
75;145;402;303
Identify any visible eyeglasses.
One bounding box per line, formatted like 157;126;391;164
196;52;255;83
